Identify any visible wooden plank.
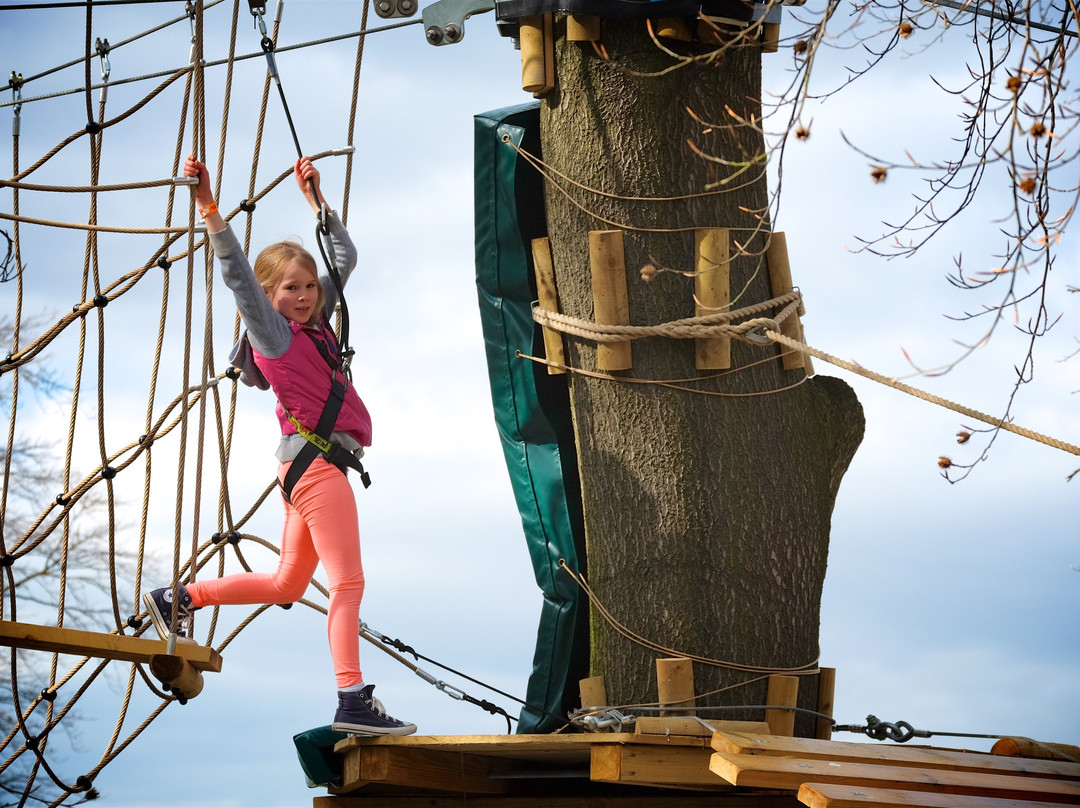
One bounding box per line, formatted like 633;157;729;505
710;752;1080;802
593;743;730;789
338;745;508;794
636;717;770;737
798;782;1070;808
335;732;707;757
0;619;221;671
712;730;1080;780
316;795;800;808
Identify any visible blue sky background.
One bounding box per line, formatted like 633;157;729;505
1;1;1077;806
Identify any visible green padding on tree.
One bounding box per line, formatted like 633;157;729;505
474;102;589;734
293;725;347;788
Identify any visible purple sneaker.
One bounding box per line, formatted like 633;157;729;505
332;685;416;736
143;584;195;639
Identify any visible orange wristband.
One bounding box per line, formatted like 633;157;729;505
198;201;218;218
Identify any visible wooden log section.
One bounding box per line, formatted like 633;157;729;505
656;657;696;717
565;14;600;41
520;15;554;96
694;227;730;370
588;229;632;371
992;737;1080;762
532;236;566;374
0;619;222;671
765;674;799;736
766;232;806;371
149;652;205;699
656;17;693;41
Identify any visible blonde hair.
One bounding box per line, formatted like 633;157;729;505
252;241;325;324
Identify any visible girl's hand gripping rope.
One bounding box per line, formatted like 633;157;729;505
294;156;326;215
184;155;224;234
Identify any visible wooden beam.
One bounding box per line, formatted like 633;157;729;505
592;743;730;789
338;746;509;794
316;795;799;808
710;752;1080;802
798;782;1069;808
0;619;221;671
712;730;1080;780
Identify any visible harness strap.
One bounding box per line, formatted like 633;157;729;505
278;328;371;504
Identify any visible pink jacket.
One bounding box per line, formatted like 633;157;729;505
253;319;372;447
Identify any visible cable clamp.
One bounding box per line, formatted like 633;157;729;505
10;71;23;135
835;714;931;744
435;680;466;701
576;709;636;733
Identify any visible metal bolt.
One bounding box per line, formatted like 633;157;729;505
444;23;462;41
398;0;414;13
426;25;444;44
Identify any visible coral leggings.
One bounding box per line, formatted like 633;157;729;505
186;457;365;689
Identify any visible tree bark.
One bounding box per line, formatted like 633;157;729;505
539;17;864;729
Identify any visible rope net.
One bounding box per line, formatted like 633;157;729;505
0;3;378;803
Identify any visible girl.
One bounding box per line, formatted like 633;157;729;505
144;155;415;737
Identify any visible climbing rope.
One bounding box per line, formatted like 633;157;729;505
530;293;1080;457
0;3;430;804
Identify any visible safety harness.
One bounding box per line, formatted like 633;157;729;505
245;0;367;503
279;325;371;504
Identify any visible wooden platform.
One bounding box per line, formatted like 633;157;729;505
315;724;1080;807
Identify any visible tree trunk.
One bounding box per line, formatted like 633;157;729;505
539;17;864;730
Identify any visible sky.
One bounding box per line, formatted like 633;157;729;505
1;1;1077;806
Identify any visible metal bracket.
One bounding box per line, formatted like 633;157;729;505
422;0;494;45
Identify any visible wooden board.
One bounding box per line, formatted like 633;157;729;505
798;782;1071;808
0;619;221;671
712;730;1080;780
711;752;1080;803
592;742;728;789
316;796;800;808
